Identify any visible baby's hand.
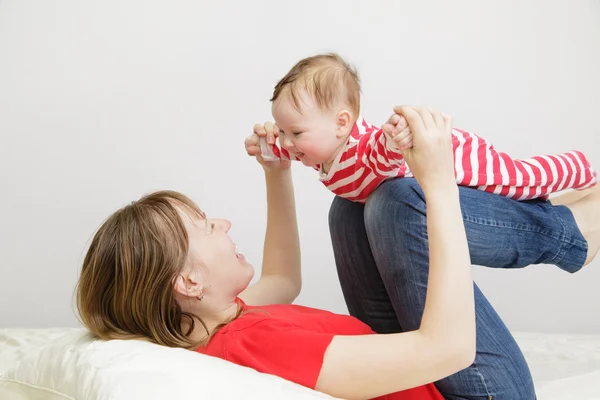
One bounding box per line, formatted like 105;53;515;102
382;113;413;150
245;122;291;171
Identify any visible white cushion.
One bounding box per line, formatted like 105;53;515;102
0;328;337;400
0;328;77;375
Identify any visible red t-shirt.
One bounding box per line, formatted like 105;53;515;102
198;300;443;400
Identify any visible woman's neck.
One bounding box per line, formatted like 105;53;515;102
185;301;240;344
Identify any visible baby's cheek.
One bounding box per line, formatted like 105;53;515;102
306;139;327;153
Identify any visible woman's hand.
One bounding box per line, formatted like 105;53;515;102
245;122;291;172
388;106;454;192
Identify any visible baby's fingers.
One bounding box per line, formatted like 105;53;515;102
393;128;413;149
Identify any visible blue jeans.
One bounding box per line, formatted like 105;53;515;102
328;178;587;400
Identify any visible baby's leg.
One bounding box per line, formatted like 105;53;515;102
552;185;600;266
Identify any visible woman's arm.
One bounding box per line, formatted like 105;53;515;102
316;107;476;400
239;123;301;306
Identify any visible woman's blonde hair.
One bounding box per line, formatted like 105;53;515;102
76;190;235;349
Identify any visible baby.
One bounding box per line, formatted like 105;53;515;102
261;53;596;203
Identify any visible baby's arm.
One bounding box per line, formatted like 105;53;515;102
355;119;408;178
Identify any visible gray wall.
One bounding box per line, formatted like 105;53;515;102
1;0;598;332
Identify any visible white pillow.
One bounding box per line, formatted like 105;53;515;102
0;328;79;375
0;328;338;400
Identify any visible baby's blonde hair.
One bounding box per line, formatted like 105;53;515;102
271;53;361;116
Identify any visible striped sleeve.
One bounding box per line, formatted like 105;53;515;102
266;141;300;162
356;126;407;178
453;128;597;200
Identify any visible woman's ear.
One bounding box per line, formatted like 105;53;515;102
335;109;353;139
173;273;203;298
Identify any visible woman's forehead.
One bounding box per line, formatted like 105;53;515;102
173;202;206;228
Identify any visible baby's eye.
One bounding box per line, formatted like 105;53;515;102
292;132;302;136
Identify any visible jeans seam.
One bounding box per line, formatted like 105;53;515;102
463;204;588;245
471;363;493;399
545;204;571;266
462;213;561;241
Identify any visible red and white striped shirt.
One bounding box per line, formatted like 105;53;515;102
269;117;596;203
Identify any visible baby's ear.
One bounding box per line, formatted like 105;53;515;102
335;109;353;138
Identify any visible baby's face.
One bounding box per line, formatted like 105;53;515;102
272;91;346;168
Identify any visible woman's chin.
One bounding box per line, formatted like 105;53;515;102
242;264;255;283
235;269;255;296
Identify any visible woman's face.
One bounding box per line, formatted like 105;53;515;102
179;211;255;302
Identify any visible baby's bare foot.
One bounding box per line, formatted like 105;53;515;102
567;185;600;266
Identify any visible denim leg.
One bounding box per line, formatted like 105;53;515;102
329;193;535;399
361;177;590;399
328;196;403;334
329;178;587;399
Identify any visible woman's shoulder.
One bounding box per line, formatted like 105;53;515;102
225;306;283;332
199;302;341;390
208;300;298;337
229;299;373;335
197;303;301;358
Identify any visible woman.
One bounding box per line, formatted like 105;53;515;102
77;107;473;400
